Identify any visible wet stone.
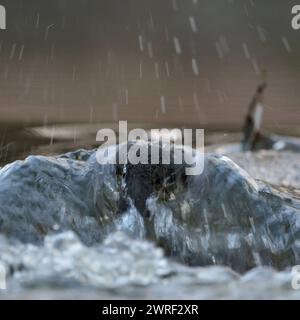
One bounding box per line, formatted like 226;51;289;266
0;141;300;275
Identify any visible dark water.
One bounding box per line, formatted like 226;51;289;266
0;0;299;127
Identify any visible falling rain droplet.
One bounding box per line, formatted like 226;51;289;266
160;96;166;114
173;37;182;55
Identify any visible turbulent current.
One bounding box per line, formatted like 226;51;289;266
1;140;300;299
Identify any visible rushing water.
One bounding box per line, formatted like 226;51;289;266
1;137;300;299
1;231;299;300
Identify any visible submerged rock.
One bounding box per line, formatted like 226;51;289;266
0;141;300;272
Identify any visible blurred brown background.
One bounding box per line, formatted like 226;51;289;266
0;0;299;129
